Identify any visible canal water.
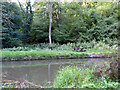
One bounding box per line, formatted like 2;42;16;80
2;58;112;86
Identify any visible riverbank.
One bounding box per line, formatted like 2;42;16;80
1;49;117;61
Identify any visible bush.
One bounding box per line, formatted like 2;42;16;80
75;42;91;52
3;40;117;51
103;38;118;46
93;41;118;50
3;47;32;51
25;43;60;50
93;41;110;50
56;39;117;52
53;64;119;88
92;59;119;81
53;66;93;88
56;43;75;51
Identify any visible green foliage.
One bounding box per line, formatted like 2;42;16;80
2;39;117;52
2;2;119;48
2;41;116;60
94;41;110;49
56;43;75;51
30;2;118;44
93;41;118;50
3;47;31;51
27;39;117;51
53;65;119;88
2;2;23;48
54;3;88;43
30;2;49;43
53;2;118;43
53;66;92;88
2;1;33;48
23;1;33;44
92;59;119;82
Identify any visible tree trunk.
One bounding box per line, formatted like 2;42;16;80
48;2;52;44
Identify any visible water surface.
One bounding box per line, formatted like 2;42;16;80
2;58;112;86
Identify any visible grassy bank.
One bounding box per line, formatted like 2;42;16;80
1;41;117;61
2;50;86;61
1;48;117;61
2;50;87;57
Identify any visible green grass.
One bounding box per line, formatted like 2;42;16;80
1;48;116;61
2;50;88;59
2;49;115;57
1;50;87;59
86;49;116;54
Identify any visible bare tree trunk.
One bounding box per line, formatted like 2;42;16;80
48;2;52;44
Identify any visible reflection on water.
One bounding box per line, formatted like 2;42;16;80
2;58;112;86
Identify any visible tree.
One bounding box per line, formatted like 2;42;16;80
48;2;53;44
17;0;33;45
30;2;49;43
58;1;62;25
30;2;118;44
2;2;23;48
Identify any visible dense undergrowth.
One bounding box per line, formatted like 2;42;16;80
3;39;117;51
53;60;119;88
1;41;117;61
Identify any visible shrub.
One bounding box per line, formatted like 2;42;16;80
89;39;97;48
25;43;60;50
74;42;91;52
3;47;31;51
56;43;75;51
3;40;117;51
103;38;118;46
93;41;110;50
53;64;119;88
92;59;119;81
53;66;93;88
